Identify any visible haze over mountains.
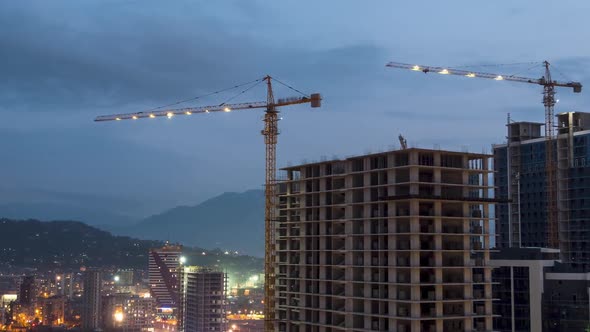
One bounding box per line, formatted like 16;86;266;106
107;189;265;257
0;189;265;257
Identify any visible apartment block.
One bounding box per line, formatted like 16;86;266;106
178;266;227;332
494;112;590;266
277;148;495;332
102;292;157;331
82;269;102;331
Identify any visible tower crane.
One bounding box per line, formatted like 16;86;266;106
95;76;321;331
386;61;582;249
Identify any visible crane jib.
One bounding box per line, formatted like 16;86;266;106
386;62;582;92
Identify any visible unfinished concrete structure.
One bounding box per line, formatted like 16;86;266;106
277;148;494;332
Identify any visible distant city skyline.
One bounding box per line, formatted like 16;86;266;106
1;1;589;218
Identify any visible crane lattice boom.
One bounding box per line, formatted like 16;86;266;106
95;97;319;122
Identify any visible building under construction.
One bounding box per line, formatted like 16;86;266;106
276;148;495;332
494;111;590;266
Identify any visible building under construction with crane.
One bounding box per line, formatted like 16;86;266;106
494;112;590;266
386;60;584;264
491;115;590;331
276;148;495;332
388;60;590;331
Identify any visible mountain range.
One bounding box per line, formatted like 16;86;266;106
105;189;265;256
0;189;266;257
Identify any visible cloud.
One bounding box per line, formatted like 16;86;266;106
1;0;590;219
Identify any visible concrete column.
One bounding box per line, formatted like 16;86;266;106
436;317;443;332
434;166;442;196
409;151;418;166
410;167;419;195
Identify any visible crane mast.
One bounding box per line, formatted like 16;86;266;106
386;60;582;250
542;62;559;249
95;76;321;332
262;76;278;331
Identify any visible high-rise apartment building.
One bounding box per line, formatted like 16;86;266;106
148;244;182;310
277;148;494;331
54;273;75;299
82;269;102;331
494;112;590;265
18;276;35;306
178;266;227;332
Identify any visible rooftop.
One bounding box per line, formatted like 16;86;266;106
281;147;491;170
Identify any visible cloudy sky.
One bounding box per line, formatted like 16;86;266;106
1;1;589;219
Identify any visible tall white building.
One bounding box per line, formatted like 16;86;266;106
178;266;227;332
276;148;495;331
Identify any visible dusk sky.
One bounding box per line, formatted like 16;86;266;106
2;1;590;219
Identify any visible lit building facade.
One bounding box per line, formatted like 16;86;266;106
102;293;156;331
38;295;66;326
116;270;134;286
179;266;227;332
277;148;495;331
149;244;182;311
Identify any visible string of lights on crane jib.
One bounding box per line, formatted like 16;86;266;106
386;62;543;83
94;101;268;122
386;62;582;90
94;95;318;122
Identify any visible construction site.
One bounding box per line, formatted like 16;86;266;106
94;59;588;332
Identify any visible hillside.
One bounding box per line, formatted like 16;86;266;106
111;189;265;257
0;219;263;272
